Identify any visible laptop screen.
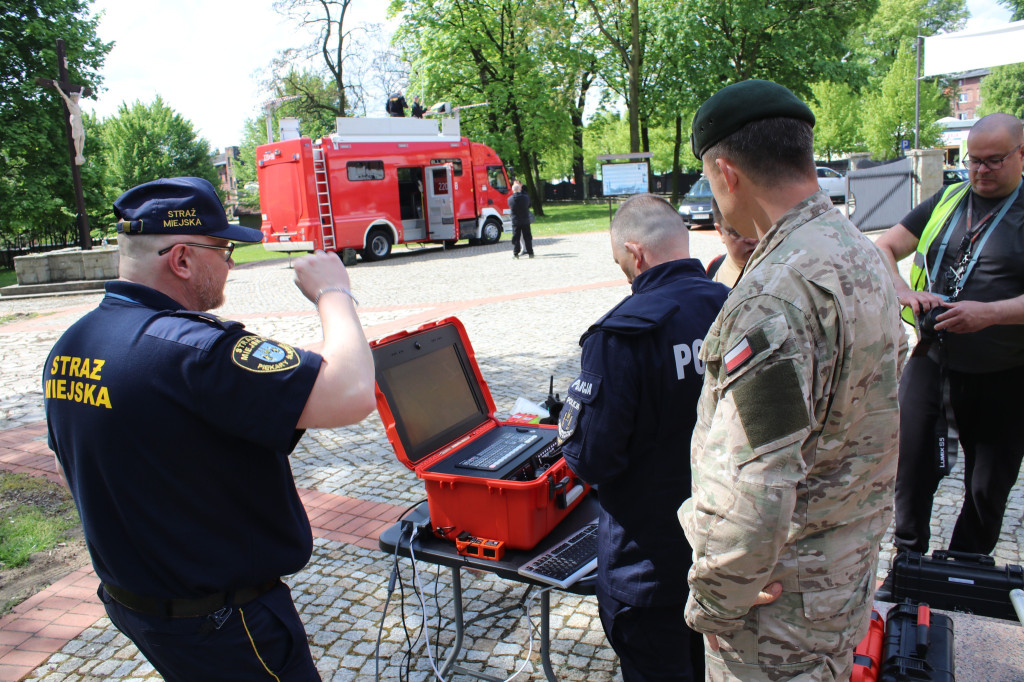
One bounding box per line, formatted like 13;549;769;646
373;323;490;464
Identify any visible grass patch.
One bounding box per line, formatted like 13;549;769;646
232;201;613;258
0;472;79;569
532;201;614;237
0;268;17;288
232;242;295;266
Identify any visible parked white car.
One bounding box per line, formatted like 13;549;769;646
816;167;847;203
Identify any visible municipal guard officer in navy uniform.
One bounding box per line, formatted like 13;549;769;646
559;194;729;681
43;177;376;681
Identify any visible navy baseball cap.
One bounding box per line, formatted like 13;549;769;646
113;177;263;243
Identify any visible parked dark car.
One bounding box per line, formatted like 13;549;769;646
943;168;969;185
677;176;715;229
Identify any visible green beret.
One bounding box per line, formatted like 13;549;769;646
690;80;815;160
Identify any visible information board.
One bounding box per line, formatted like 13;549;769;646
601;162;649;196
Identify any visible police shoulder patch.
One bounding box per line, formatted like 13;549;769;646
557;394;582;445
231;335;301;373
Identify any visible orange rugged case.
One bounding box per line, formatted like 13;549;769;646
370;317;588;550
851;608;884;682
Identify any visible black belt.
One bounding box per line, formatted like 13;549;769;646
102;579;280;618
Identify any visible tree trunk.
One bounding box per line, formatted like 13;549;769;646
628;0;641;154
571;70;593;201
511;107;543;216
671;115;683;204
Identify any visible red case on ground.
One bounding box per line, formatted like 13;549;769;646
852;609;885;682
371;317;589;550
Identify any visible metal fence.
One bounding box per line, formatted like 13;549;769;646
847;158;913;232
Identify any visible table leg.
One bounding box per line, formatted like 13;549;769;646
541;589;557;681
439;567;464;678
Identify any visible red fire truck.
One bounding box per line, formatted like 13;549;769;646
255;116;512;262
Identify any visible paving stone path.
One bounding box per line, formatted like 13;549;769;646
1;229;1022;681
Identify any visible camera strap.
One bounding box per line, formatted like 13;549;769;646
935;353;959;477
931;184;1019;298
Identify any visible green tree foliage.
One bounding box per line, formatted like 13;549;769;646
979;64;1024;119
99;97;219;197
810;81;864;161
999;0;1023;20
236;117;269;210
675;0;877;101
587;0;645;153
852;0;966;83
974;0;1024;119
392;0;574;213
0;0;111;248
862;44;944;159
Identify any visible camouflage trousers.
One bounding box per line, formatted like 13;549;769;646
702;570;874;681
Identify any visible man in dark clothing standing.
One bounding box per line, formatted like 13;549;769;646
559;194;729;681
508;180;533;258
876;112;1024;558
411;96;428;119
386;91;407;117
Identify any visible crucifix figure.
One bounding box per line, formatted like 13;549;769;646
35;39;93;249
53;83;86;164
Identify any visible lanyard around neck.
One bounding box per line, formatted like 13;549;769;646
929;182;1020;294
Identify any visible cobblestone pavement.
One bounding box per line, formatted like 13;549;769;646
3;228;1023;681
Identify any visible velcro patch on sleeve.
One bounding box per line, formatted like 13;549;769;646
732;360;808;449
231;335;301;373
567;371;601;404
724;328;769;374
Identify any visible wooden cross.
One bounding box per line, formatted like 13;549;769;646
35;39;93;250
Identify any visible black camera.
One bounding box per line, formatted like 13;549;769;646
918;306;945;335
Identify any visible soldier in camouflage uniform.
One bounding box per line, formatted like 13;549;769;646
677;80;906;681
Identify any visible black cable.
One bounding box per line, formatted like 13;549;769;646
372;499;427;682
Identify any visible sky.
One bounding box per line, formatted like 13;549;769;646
80;0;1014;152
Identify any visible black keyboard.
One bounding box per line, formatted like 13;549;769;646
517;523;598;589
457;432;540;471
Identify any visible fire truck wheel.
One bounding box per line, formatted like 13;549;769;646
480;218;502;245
362;228;393;262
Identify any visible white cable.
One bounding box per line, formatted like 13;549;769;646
499;584;553;682
409;529;448;682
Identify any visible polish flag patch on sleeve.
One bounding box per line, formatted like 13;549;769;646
723;328;770;374
724;337;753;373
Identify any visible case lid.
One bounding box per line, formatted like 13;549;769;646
370;317;498;470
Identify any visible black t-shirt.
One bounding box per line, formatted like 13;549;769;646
901;181;1024;372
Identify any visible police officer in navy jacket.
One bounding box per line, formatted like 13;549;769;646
43;177;375;681
559;194;729;681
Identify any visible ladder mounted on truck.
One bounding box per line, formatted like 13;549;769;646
311;143;335;250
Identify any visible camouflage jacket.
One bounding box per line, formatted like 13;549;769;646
678;191;906;635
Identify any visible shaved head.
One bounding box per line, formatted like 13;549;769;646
969;113;1024;145
611;194;689;253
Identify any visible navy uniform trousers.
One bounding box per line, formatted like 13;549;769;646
598;591;705;682
100;581;320;682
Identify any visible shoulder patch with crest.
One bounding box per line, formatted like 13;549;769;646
232;335;301;373
558;371;601;445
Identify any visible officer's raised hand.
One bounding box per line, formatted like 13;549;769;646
293;250;356;307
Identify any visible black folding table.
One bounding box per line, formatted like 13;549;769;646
377;493;600;681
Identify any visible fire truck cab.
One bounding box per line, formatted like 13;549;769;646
256;116;512;262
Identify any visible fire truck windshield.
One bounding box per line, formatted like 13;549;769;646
487;166;508;193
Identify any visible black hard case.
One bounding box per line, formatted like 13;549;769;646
892;550;1024;621
879;601;954;682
